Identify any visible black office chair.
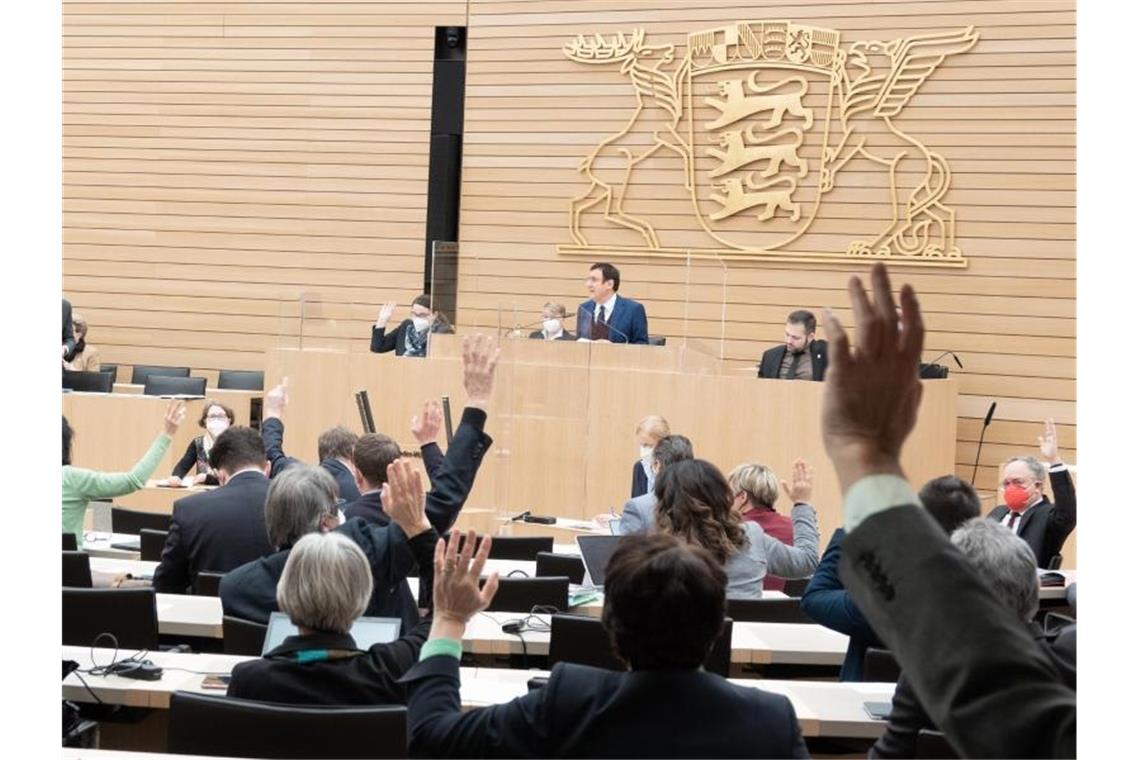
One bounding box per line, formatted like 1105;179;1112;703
140;528;168;562
62;587;159;649
168;691;407;759
62;551;93;588
99;363;118;381
862;647;901;682
488;536;554;561
144;375;207;397
62;532;78;551
535;552;586;584
1047;554;1063;570
647;335;667;346
111;507;172;535
217;369;265;391
726;597;814;623
782;577;811;597
915;728;959;759
131;364;191;385
62;370;114;393
193;571;224;597
485;576;568;612
547;613;733;677
223;616;268;656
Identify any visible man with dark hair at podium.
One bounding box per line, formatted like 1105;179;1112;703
757;309;828;381
575;262;649;344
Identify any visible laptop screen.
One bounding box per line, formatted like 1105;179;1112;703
262;613;402;655
576;535;623;588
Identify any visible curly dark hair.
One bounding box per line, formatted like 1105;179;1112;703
654;459;746;564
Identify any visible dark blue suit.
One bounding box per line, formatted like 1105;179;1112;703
799;528;882;681
576;295;649;344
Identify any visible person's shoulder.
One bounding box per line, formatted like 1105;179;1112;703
761;344;784;359
719;675;797;711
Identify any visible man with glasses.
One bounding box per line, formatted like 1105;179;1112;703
575;262;649;344
986;418;1076;568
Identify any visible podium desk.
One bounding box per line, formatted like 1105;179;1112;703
265;336;957;548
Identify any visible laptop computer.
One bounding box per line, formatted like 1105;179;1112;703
575;534;623;589
262;612;402;655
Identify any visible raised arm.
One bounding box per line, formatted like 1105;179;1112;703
763;458;820;578
411;400;446;479
1039;418;1076;541
260;379;303;477
370;301;400;354
67;400;185;500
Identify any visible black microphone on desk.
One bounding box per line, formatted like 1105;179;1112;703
926;350;964;369
970;401;997;486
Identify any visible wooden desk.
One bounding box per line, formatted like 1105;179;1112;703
156;593;224;638
62;646;894;739
114;481;216;514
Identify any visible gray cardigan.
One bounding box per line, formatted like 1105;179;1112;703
725;503;821;599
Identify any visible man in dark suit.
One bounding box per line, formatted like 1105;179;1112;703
401;529;808;758
757;309;828;380
575;262;649;345
820;263;1074;758
370;294;452;357
62;298;77;362
152;426;275;594
986;419;1076;568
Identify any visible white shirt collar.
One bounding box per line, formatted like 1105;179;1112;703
596;293;619;321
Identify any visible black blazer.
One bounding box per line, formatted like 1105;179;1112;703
342;442;446;527
63;298;77;361
260;417;361;503
227;620;430;706
631;459;649;498
152;471;274;594
527;329;577;341
986;466;1076;568
757;340;828;381
840;504;1076;758
370;320;452;357
870;620;1076;759
402;656;808;758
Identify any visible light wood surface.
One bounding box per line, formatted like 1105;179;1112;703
113;481;217;513
62;645;896;739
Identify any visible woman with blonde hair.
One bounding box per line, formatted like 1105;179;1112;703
631;415;670;498
727;460;805;592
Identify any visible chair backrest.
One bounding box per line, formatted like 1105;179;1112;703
62;551;93;588
915;728;959;759
144;374;207;397
862;647;901;682
111;507;172;535
548;613;733;677
140;528;168;562
485;576;568;612
487;535;554;561
535;552;585;584
131;364;191;385
217;369;265;391
647;335;667;346
62;587;159;649
782;577;810;597
62;370;114;393
194;571;225;597
223;616;268;656
98;363;119;381
726;597;814;623
62;532;78;551
1047;553;1063;570
168;691;408;759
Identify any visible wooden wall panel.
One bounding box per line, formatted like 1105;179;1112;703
63;0;468;371
459;0;1077;513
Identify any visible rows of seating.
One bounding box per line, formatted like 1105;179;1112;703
62;365;264;394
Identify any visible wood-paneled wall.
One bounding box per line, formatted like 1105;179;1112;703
458;0;1076;492
63;0;468;371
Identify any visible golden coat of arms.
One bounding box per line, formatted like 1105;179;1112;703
559;22;979;267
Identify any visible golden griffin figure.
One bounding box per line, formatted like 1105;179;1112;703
559;21;979;268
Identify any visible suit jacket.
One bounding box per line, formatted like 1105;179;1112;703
870;620;1076;759
840;504;1076;758
617;492;656;535
227;620;430;706
402;656;808;758
260;417;361;503
370;319;451;357
152;471;274;594
527;329;577;341
799;528;882;681
757;340;828;381
63;298;77;361
986;466;1076;568
575;295;649;344
342;442;447;526
631;459;650;498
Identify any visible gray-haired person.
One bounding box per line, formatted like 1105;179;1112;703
870;518;1076;758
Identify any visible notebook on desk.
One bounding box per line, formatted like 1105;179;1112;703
110;538;141;552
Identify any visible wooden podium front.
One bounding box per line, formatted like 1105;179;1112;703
265;335;957;544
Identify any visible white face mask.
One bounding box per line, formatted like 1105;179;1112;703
543;318;562;334
411;315;431;333
206;418;228;437
639;445;654;462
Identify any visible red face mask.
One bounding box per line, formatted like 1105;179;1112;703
1003;484;1032;513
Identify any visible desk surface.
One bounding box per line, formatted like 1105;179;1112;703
62;646;895;739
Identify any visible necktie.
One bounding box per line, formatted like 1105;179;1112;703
592;305;610;340
786;351;803;379
1008;512;1021;533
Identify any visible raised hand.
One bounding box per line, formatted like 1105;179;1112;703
780;458;814;504
162;400;187;436
462;334;501;410
411;400;444;445
375;301;397;328
432;530;499;626
380;458;431;538
822;263;925;493
1038;418;1060;464
264;377;289;419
